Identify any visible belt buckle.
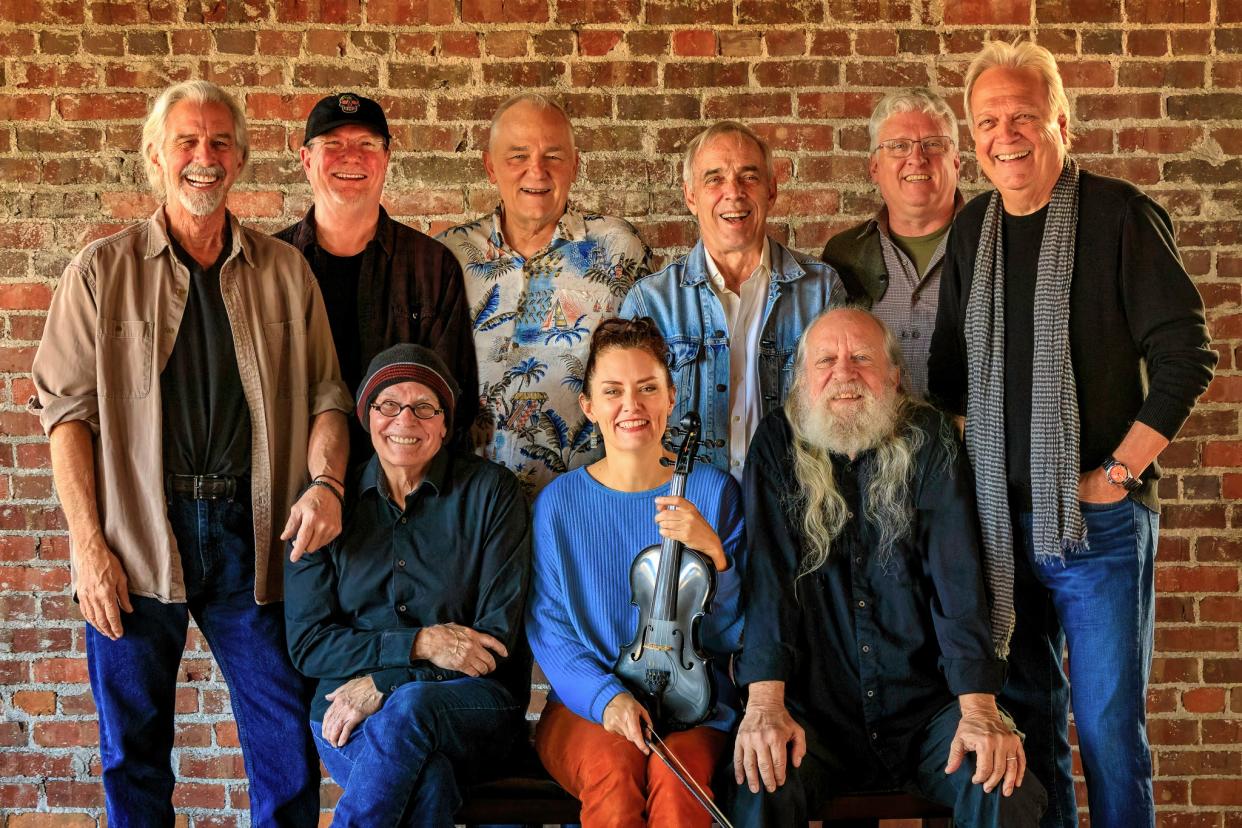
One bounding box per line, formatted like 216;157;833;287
193;476;205;500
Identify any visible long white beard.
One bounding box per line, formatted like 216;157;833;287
800;380;901;457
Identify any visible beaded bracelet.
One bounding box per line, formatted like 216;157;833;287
307;478;344;507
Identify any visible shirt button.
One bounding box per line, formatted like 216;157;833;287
846;511;854;519
854;557;862;565
731;460;740;467
912;330;920;339
867;690;875;698
871;732;878;741
733;416;740;423
400;517;408;525
714;330;725;338
861;644;871;653
716;383;726;392
857;600;866;608
397;560;405;567
397;604;407;613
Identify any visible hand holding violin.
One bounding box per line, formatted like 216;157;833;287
653;495;728;572
603;691;653;754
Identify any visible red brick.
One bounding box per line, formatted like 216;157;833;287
1125;0;1210;23
1203;720;1242;745
365;0;451;23
1118;60;1206;88
1149;717;1199;745
845;61;930;88
1201;597;1242;623
1126;29;1167;56
33;721;98;748
1157;565;1239;593
556;0;638;22
45;780;104;807
0;95;53;121
625;31;670;56
1156;626;1238;653
56;92;148;120
854;30;897;56
827;0;912;21
462;0;548;22
571;61;656;88
739;0;822;22
704;92;792;119
274;0;360;23
578;30;621;56
1076;92;1161;120
1;0;85;23
755;60;838;87
664;62;748;90
645;0;731;25
173;781;228;808
1117;126;1202;154
0;284;52;310
1036;0;1120;22
809;30;850;56
945;0;1031;23
765;30;806;57
672;30;715;57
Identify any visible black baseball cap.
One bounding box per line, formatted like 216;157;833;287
303;92;391;145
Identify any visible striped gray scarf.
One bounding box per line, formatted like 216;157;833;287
964;157;1086;659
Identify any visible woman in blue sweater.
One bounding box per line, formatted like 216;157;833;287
527;317;744;827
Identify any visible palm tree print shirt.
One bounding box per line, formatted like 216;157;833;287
438;205;652;499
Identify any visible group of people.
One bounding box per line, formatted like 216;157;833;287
32;37;1215;828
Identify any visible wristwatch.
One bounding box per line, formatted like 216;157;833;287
1101;456;1142;492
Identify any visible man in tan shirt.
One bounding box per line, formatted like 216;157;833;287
32;80;351;826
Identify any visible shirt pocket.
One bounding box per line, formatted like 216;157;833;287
97;319;153;399
665;335;701;418
263;319;308;400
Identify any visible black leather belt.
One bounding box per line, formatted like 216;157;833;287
166;474;241;500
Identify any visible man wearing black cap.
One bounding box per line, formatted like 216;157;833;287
276;92;477;466
285;343;531;827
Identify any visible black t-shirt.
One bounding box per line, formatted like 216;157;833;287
1002;207;1048;506
161;226;252;477
317;250;364;397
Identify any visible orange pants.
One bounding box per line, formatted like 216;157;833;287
535;701;728;828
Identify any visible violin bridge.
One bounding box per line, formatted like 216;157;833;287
643;643;673;652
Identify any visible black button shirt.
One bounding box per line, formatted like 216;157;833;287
284;449;531;720
736;406;1004;774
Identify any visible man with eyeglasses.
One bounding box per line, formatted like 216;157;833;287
821;88;963;397
277;92;477;465
285;343;531;826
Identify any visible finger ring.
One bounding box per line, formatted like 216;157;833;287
1005;756;1017;762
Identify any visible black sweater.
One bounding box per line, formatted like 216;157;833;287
928;170;1216;512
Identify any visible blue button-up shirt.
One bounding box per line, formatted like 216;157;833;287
620;237;845;473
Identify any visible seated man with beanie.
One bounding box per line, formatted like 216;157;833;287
285;344;532;827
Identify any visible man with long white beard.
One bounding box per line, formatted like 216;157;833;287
726;308;1045;827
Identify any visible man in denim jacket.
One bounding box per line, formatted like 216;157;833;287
621;121;846;479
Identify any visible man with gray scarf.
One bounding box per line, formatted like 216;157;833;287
729;308;1044;827
928;41;1216;828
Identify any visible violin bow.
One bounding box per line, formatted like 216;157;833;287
645;729;735;828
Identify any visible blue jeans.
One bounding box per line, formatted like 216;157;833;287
312;677;523;827
726;701;1046;827
1001;499;1158;828
85;491;319;828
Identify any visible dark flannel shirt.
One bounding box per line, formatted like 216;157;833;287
275;206;479;456
284;449;531;720
736;406;1004;774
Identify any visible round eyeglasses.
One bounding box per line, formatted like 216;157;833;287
369;401;444;420
872;136;953;158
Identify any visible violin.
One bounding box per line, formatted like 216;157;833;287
614;411;720;733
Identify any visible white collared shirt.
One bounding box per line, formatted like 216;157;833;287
704;239;771;481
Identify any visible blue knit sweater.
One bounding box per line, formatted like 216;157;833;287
528;463;745;731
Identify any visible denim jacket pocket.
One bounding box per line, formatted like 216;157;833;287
98;319;153;399
666;335;701;418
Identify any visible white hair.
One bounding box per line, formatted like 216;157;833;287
963;40;1074;150
868;87;959;149
487;93;576;153
141;80;249;199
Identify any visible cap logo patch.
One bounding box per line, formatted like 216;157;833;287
338;94;360;114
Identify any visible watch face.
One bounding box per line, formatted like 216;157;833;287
1106;464;1128;484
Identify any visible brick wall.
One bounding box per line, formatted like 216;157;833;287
1;0;1239;824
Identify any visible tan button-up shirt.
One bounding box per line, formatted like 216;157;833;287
32;208;352;604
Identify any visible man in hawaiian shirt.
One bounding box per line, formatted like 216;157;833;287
438;93;651;497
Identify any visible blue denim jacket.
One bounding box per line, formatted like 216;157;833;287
620;237;845;472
